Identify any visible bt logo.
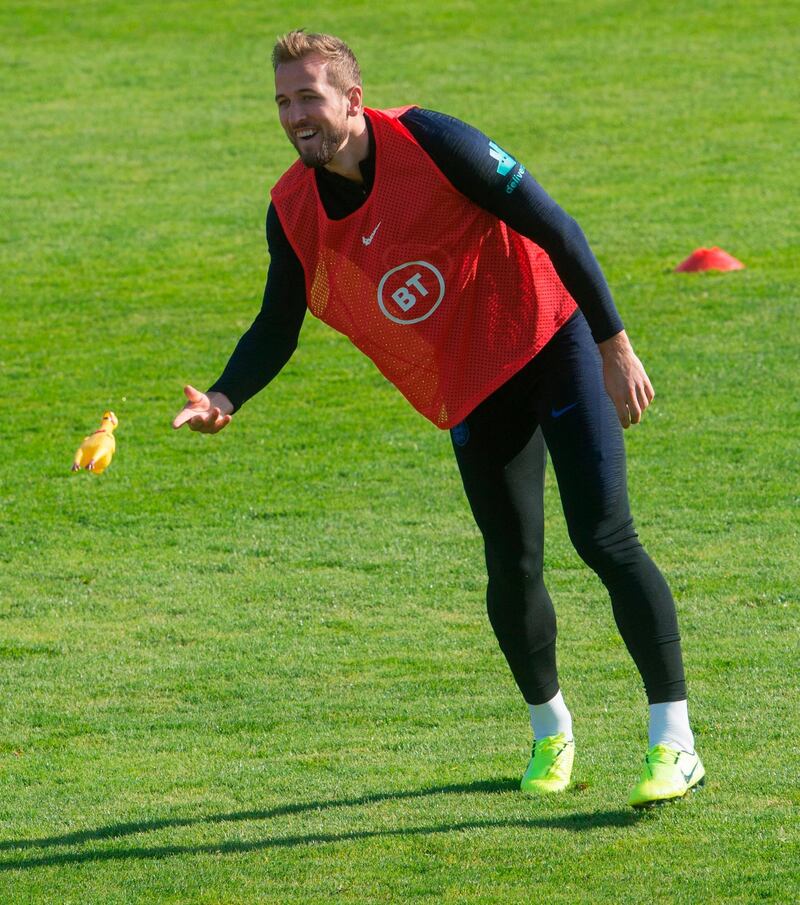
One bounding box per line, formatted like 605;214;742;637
390;272;429;312
377;261;445;325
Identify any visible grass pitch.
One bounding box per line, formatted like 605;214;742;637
1;1;798;902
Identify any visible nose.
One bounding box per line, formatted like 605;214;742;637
286;108;310;129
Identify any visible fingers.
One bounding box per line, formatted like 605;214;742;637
173;386;233;433
172;384;211;429
172;408;196;429
204;408;232;434
636;369;655;412
602;345;655;430
615;385;645;428
635;382;650;416
618;378;655;429
187;406;231;434
188;405;218;431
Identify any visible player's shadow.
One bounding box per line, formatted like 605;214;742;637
0;778;640;871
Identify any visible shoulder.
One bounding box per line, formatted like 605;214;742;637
271;158;312;203
398;107;492;144
397;107;525;203
399;108;514;172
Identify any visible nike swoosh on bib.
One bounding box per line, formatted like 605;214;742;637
362;222;382;246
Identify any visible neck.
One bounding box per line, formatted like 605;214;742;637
324;113;369;182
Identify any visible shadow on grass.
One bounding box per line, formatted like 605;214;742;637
0;778;640;871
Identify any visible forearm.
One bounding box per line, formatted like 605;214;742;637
207;319;301;412
207;203;307;413
518;199;623;343
474;168;624;343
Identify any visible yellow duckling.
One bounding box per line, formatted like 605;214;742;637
71;411;118;474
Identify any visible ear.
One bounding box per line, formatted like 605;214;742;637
345;84;363;117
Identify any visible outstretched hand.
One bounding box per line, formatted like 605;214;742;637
171;385;233;434
597;331;655;429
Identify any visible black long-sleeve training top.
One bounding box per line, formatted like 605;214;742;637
209;107;624;412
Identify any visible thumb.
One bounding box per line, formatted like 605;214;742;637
183;384;208;405
172;384;210;429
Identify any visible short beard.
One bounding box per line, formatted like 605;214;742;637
295;123;348;169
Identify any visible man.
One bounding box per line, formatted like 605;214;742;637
173;30;705;808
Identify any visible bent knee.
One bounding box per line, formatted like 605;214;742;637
569;519;643;572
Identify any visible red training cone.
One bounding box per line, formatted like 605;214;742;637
675;247;744;272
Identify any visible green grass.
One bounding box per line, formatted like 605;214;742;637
1;1;798;902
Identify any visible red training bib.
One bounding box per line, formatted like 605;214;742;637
271;106;577;428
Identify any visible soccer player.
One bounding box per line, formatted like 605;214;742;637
172;30;705;808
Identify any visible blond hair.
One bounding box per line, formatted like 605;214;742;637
272;30;361;93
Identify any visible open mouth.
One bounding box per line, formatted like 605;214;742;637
295;128;318;142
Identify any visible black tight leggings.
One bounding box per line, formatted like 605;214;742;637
451;312;686;705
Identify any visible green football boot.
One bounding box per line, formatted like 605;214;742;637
628;744;706;808
520;732;575;794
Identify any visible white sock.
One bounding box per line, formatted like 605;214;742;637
528;690;573;741
649;700;694;751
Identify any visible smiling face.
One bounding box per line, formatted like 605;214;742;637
275;54;359;168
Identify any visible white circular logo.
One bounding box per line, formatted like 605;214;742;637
377;261;445;325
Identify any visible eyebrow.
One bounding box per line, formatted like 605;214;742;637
275;88;321;101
